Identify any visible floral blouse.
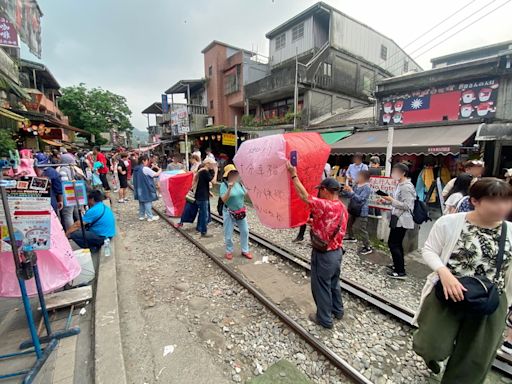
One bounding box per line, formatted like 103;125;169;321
448;221;510;291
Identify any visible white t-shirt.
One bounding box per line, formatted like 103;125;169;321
143;166;157;177
444;192;464;214
192;150;202;160
323;163;332;180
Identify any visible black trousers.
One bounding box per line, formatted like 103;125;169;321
99;173;111;190
388;227;407;273
296;224;307;240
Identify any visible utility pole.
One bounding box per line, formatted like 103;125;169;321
293;48;299;130
385;126;394;176
234;115;238;152
185;83;191;170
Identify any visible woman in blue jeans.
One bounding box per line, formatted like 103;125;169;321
132;155;161;222
220;164;252;260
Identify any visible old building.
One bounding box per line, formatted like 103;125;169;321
201;41;267;128
331;43;512;179
244;2;421;130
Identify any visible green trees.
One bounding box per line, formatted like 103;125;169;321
59;83;133;144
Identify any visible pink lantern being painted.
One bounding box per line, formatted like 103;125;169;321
233;132;330;229
0;211;81;297
159;171;194;217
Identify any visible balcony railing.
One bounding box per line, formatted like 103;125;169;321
22;89;68;123
158;103;208;135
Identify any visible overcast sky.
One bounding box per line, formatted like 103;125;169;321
25;0;512;131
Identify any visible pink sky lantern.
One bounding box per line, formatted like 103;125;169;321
0;211;81;297
159;171;194;217
233;132;330;229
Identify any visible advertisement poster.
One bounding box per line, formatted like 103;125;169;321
379;78;499;125
368;176;398;210
0;17;18;47
62;180;87;207
0;177;51;251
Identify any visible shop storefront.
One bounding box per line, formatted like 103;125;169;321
476;123;512;176
330;123;479;199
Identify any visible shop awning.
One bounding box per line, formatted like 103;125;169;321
320;130;352;145
476;123;512;141
41;139;63;147
0;107;30;123
330;124;478;155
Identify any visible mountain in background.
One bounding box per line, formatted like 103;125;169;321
132;129;149;144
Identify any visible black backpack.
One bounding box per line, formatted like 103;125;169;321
348;198;363;217
411;183;435;224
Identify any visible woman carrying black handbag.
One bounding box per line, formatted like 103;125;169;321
413;178;512;383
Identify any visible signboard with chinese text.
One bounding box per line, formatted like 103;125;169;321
0;177;51;251
379;78;499;126
368;176;398;210
0;0;42;58
222;133;236;146
0;17;17;47
161;94;169;113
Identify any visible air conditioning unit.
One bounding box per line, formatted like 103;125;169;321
206;117;214;126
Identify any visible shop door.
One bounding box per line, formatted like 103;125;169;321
500;145;512;172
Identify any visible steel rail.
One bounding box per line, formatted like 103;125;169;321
208;213;512;377
149;206;373;384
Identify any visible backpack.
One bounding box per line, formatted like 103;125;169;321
410;182;435;224
348;198;363;217
411;197;431;224
217;181;227;216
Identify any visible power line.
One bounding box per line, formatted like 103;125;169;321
383;0;500;75
407;0;498;57
382;0;478;68
413;0;511;60
402;0;478;50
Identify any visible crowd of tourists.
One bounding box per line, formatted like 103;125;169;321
10;143;512;383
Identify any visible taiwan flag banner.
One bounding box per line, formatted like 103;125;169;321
379;78;499;126
398;92;461;124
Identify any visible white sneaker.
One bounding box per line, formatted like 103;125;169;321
147;216;159;222
139;217;146;221
118;199;125;203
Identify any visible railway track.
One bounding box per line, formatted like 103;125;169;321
206;212;512;378
131;180;511;380
148;205;372;384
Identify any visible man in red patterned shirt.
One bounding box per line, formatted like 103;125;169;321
287;162;348;329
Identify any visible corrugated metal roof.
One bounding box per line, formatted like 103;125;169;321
310;106;374;128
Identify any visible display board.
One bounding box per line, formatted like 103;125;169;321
0;177;51;251
367;176;398;211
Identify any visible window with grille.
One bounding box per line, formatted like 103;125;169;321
210;100;213;109
275;33;286;50
380;45;387;60
292;23;304;42
208;65;212;76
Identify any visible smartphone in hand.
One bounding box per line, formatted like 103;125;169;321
375;189;389;197
290;150;298;167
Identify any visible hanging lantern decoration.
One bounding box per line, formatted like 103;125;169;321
217;134;221;141
200;136;204;141
211;134;215;140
